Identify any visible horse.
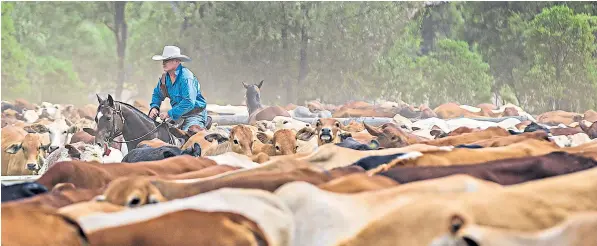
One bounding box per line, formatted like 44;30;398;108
243;80;291;125
92;94;189;152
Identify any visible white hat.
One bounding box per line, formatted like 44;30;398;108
152;46;191;62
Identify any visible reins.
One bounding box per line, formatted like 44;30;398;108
102;103;176;145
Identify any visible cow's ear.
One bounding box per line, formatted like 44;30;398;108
296;127;317;141
24;124;49;134
82;128;96;136
242;82;249;89
364;123;382;137
67;126;80;134
6;143;22;154
65;144;81;159
256;132;273;144
204;133;228;144
257;80;264;89
40;143;51;152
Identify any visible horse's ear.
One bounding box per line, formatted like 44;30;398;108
96;94;103;104
107;95;114;107
257;80;264;89
242;82;249;89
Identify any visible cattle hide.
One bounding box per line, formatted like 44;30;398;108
121;144;201;163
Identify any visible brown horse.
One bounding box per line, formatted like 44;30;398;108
243;80;291;125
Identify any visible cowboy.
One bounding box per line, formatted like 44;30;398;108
148;45;208;135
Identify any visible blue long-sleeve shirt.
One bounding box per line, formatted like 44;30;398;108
150;64;207;121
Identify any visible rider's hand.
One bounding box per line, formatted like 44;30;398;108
159;112;170;121
148;108;159;119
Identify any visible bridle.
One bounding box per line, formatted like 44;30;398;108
99;103;175;145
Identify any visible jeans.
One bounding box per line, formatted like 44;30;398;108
180;109;208;131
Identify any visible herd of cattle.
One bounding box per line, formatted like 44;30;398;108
3;91;597;245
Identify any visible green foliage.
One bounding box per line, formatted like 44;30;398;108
416;39;493;106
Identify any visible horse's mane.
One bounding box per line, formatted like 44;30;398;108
115;100;159;125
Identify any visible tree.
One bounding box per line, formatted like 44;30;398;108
523;5;596;111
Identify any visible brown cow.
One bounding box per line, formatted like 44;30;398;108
583;109;597;122
445;212;597;246
537;110;582;126
318;173;399;193
434;103;488;119
421;126;511;147
253;129;299;156
137;138;173;148
364;123;424;148
243;81;291;125
377;138;560;169
203;124;254;156
2;126;49;175
14;98;36;111
36;155;217;190
98;159;362;207
380;151;597;185
99;165;342;207
295;118;344;146
468;131;550;148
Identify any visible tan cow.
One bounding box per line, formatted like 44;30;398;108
378;138;559;169
68;188;293;246
202;124;255;156
433;212;597;246
253;129;299;156
537;110;582;126
2;126;49;175
336;167;597;246
421;126;511;147
275;175;502;246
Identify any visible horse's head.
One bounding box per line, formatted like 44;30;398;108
242;80;263;103
242;80;263;115
94;94;124;149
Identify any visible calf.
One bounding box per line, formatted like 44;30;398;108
1;126;49;175
202;124;254;156
42;142;104;174
253;129;299;156
380;151;597;185
364;122;425;148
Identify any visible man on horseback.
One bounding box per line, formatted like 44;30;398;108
148;45;209;135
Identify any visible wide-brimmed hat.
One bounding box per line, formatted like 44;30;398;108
152;46;191;62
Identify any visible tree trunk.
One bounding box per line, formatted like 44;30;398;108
280;3;293;104
114;1;127;100
296;3;310;104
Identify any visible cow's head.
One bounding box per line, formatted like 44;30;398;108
6;133;49;172
272;129;299;155
364;123;410;148
97;176;165;207
229;125;255;156
25;119;78;153
314;118;343;145
502;107;520;117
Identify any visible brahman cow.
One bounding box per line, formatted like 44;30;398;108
2;126;49;175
